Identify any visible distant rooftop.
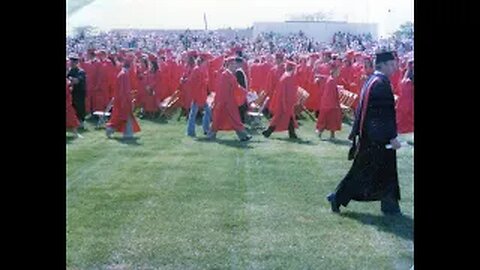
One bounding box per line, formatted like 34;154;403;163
284;20;349;24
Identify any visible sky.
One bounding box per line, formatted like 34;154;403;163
67;0;413;37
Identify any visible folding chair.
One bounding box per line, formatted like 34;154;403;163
247;96;270;130
93;98;114;129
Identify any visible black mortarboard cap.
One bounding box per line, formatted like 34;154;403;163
375;51;395;64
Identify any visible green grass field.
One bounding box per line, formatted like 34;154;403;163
67;112;413;270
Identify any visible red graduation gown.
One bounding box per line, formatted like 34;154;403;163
143;71;158;113
80;60;96;113
308;62;330;111
390;68;403;96
92;59;115;111
316;76;342;131
211;69;245;131
249;62;264;92
166;59;179;96
266;64;286;111
156;63;171;103
182;66;204;108
269;72;299;131
396;78;414;134
339;65;354;91
66;79;80;129
189;66;208;105
106;68;141;133
177;64;190;109
208;56;224;92
135;68;146;109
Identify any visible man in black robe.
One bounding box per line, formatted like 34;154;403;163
67;54;87;129
327;51;403;215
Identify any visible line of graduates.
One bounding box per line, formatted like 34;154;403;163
66;46;413;140
66;47;413;218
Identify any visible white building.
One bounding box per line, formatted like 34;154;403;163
252;21;378;43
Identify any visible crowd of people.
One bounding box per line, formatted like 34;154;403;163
67;29;413;61
67;29;413;140
66;28;414;216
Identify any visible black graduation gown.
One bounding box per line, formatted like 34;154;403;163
335;71;400;208
67;67;87;122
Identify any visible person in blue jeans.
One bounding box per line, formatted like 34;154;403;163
187;102;212;136
185;55;211;137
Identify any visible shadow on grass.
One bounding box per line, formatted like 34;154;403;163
327;138;352;146
140;116;169;125
85;115;98;123
340;211;413;241
246;129;265;135
273;137;316;145
77;127;92;134
196;137;254;149
245;126;266;135
112;137;143;146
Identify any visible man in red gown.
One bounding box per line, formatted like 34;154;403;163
66;79;82;138
92;50;114;112
264;52;286;117
208;57;252;141
105;54;141;139
316;62;342;140
262;61;299;139
185;56;209;137
396;59;414;134
81;48;97;115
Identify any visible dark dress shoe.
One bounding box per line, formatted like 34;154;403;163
381;200;402;215
327;193;340;213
